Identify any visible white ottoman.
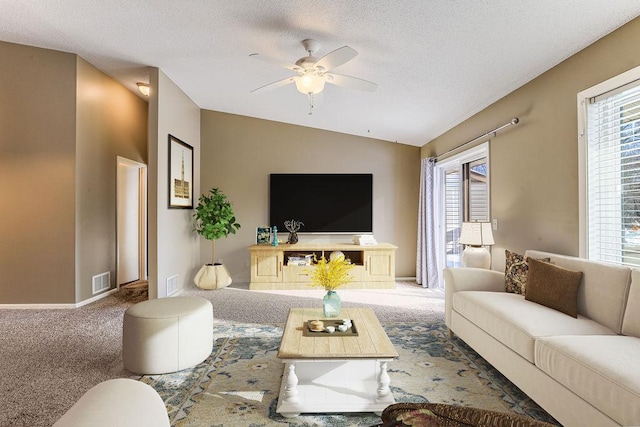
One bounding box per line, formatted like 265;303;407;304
123;296;213;374
54;379;170;427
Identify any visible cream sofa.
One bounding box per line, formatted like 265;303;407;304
444;250;640;427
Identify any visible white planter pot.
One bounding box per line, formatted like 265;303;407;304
194;264;232;289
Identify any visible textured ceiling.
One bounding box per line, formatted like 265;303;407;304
2;1;640;146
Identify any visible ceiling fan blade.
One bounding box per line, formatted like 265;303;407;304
325;73;378;92
314;46;357;71
250;76;296;93
249;53;300;71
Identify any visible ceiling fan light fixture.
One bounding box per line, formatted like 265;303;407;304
295;72;325;94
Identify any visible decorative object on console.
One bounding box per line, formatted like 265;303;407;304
192;188;241;289
256;226;271;244
504;250;551;294
459;222;494;269
271;226;278;246
353;234;377;245
284;219;304;244
306;255;354;317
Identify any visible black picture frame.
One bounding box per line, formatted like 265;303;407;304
256;227;272;244
168;134;194;209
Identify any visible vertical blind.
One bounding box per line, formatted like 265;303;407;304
587;82;640;265
445;170;462;268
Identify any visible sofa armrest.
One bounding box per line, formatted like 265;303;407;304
444;267;505;329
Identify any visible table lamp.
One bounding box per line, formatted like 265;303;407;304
459;222;494;269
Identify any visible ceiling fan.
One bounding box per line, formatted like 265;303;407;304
249;39;378;97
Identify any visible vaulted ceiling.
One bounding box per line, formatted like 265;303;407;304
3;1;640;146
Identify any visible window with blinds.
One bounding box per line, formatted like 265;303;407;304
468;160;489;221
585;81;640;266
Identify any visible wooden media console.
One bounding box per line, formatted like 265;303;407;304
248;243;397;290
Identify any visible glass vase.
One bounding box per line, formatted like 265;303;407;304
323;290;341;317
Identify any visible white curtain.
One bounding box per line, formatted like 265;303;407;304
416;157;439;288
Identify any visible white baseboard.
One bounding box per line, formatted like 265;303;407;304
171;288;184;296
0;288;117;309
76;288;118;307
396;276;417;281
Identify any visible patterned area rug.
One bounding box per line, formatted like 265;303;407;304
139;322;559;427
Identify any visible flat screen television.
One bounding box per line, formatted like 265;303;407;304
269;173;373;234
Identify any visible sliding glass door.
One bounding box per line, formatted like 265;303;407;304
435;144;490;274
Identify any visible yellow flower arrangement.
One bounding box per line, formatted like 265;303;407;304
307;255;354;291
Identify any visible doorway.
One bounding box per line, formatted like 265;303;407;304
116;157;148;289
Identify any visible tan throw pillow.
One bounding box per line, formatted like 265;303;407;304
504;250;550;294
525;257;582;318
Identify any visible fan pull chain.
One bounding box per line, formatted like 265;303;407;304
308;92;314;115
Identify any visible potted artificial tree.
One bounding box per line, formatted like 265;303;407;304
193;188;241;289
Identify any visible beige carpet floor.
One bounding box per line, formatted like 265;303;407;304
0;281;443;427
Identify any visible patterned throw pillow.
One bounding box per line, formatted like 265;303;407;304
504;250;550;295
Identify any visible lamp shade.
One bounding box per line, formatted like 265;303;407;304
459;222;494;246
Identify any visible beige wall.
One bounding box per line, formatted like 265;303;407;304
0;41;77;304
75;57;148;302
422;17;640;272
200;110;420;281
0;41;148;304
147;69;200;299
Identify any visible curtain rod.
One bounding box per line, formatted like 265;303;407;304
432;117;519;162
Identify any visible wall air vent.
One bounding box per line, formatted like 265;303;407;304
92;272;111;295
167;274;179;296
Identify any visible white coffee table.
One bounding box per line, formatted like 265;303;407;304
276;307;398;418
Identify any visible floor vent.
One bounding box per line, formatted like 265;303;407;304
167;274;179;296
92;272;110;295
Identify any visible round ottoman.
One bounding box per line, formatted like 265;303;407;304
123;296;213;374
54;379;170;427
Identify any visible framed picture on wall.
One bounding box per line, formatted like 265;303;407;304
168;134;194;209
256;227;272;244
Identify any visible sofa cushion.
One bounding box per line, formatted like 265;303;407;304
525;258;582;317
622;269;640;337
453;291;616;362
504;250;550;295
535;335;640;426
525;250;631;333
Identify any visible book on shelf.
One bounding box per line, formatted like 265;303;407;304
287;253;314;266
287;260;311;266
